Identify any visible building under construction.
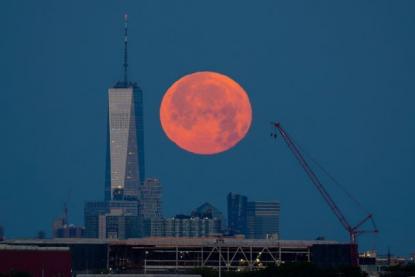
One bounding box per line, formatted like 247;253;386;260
0;237;354;274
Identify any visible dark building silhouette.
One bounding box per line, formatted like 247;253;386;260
84;200;142;239
52;217;85;239
247;201;280;239
227;192;248;236
0;245;71;277
192;202;224;230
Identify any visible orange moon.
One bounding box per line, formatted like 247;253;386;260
160;71;252;155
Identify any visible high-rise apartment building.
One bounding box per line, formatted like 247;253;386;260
227;193;248;235
247;201;280;239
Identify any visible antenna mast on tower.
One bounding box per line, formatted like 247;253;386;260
123;13;129;86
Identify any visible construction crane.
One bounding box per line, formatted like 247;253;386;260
271;121;378;265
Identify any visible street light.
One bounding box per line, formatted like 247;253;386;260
144;250;149;274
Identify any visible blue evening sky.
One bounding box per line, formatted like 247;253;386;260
0;1;414;255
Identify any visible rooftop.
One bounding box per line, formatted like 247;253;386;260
1;237;340;248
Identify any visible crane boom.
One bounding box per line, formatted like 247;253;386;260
273;122;353;238
272;122;378;265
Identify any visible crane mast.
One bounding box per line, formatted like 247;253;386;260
272;122;378;265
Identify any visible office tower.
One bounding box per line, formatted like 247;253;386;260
227;193;248;235
84;201;109;238
0;226;4;241
85;200;140;239
105;14;145;201
191;202;224;230
139;178;162;219
98;211;142;239
246;201;280;239
84;15;164;239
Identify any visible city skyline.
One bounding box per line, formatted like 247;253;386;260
1;1;415;257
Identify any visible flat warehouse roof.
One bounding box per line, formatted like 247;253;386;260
1;237;340;248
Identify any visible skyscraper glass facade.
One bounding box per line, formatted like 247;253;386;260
105;84;145;201
227;193;248;235
247;201;280;239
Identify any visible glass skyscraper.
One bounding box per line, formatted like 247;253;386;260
104;14;145;202
104;84;145;201
227;192;248;236
85;15;151;239
247;201;280;239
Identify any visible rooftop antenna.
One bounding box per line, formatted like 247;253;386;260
123;13;129;86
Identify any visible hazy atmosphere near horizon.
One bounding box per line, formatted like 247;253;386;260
1;0;414;256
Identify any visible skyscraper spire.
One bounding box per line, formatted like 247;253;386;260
123;13;128;85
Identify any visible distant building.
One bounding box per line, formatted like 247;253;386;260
36;230;46;239
52;206;84;238
54;225;85;238
0;226;4;241
84;200;141;239
84;201;109;238
104;16;145;202
52;217;65;237
84;16;165;240
98;213;142;239
192;202;224;231
140;178;162;219
163;215;222;237
227;193;248;235
144;217;164;237
246;201;280;239
141;214;222;237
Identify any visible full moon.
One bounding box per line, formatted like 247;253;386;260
160;71;252;155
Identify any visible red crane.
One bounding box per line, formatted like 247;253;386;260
271;122;378;265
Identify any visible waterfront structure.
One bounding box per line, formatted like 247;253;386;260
0;238;354;273
246;201;280;239
227;193;248;235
